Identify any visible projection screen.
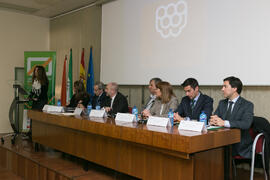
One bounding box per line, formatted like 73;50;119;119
101;0;270;85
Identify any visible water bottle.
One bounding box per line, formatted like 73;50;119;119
87;104;92;115
96;102;101;110
168;109;174;127
199;111;207;126
132;106;138;121
57;99;61;106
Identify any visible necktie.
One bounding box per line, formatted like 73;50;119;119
225;101;234;120
191;99;196;110
96;96;100;105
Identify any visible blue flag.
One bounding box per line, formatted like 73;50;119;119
87;47;94;96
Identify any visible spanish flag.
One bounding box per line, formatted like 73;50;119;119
79;48;86;88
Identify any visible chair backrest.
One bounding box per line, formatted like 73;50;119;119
249;128;257;139
248;128;264;153
256;137;264;153
251;116;269;154
253;116;270;135
128;107;132;114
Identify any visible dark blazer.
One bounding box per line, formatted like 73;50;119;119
175;93;213;121
214;96;254;158
29;83;48;110
91;92;109;109
105;92;129;116
67;92;91;108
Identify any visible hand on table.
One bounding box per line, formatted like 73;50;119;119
173;112;184;122
210;115;225;126
142;109;151;117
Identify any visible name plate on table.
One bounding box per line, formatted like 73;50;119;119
89;109;106;118
43;105;64;113
147;116;171;127
146;125;169;133
115;121;137;128
115;113;135;123
178;120;205;132
74;107;83;115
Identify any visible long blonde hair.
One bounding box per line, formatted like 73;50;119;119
156;81;175;104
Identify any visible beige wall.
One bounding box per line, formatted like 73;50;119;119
0;10;49;133
50;6;270;121
50;5;101;99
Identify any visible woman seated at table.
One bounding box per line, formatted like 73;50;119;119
142;81;178;117
67;80;90;109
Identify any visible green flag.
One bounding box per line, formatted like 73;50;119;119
68;48;73;101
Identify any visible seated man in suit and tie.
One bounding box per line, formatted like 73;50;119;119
174;78;213;121
104;82;129;117
91;81;109;109
210;76;254;158
143;77;162;110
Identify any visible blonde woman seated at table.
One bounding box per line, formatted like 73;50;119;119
142;81;178;118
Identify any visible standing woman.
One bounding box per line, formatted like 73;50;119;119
27;66;48;139
29;65;49;110
142;81;178;117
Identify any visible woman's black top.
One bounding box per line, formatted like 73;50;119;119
67;92;90;108
29;80;48;110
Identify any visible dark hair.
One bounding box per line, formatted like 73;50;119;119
150;77;162;85
156;81;175;104
74;80;85;95
94;81;105;90
223;76;243;94
181;78;199;90
76;92;90;107
32;65;48;85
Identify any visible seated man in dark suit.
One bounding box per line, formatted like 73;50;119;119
210;76;253;158
174;78;213;121
104;82;129;117
91;81;109;109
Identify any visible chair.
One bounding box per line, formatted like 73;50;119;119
232;116;269;180
250;133;267;179
128;107;132;114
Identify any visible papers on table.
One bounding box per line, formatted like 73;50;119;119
207;125;224;130
61;112;75;116
43;105;64;113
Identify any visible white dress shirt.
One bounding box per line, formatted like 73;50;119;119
224;96;240;128
110;94;116;108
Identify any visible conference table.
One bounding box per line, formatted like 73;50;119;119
28;110;240;180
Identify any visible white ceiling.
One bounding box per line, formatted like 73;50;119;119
0;0;105;18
